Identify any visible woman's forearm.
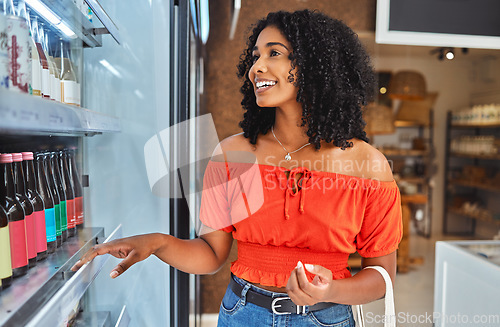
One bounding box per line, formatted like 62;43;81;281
153;233;231;275
326;269;387;305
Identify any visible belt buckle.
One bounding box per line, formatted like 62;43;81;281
271;297;291;315
271;297;306;315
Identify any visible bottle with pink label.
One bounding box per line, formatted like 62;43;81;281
0;154;28;277
22;152;47;261
12;153;37;267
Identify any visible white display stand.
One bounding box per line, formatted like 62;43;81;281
434;241;500;327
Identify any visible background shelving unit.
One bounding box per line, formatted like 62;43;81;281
380;113;435;239
443;111;500;235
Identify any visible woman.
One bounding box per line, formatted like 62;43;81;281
72;10;402;326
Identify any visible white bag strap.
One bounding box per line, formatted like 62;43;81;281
354;304;365;327
363;266;396;327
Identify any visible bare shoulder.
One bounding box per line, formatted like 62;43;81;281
219;132;253;151
211;133;256;162
349;139;394;182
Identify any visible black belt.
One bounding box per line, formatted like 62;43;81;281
229;275;336;315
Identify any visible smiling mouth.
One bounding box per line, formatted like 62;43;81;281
255;80;277;93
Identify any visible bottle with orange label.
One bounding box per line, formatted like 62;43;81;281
0;154;28;277
68;149;84;227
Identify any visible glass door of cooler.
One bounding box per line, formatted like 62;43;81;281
0;0;202;325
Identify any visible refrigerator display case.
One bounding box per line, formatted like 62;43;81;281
434;240;500;327
1;0;201;326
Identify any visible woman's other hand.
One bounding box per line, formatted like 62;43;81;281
70;233;162;278
286;261;335;306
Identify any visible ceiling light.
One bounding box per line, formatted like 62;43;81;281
445;49;454;60
25;0;76;38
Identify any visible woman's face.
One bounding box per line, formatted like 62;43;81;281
248;26;299;108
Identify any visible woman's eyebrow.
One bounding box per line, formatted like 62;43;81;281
252;42;289;52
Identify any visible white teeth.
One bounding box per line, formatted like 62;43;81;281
256;80;277;89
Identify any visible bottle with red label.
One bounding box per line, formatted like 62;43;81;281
45;152;62;247
68;149;84;228
60;151;75;237
35;153;56;253
12;153;37;267
0;201;13;289
0;154;28;277
22;152;47;260
51;152;67;242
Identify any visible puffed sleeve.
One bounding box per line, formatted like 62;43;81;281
355;181;403;257
199;161;235;233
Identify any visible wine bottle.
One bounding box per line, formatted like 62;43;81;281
60;151;75;237
0;154;28;277
45;152;62;247
23;152;47;260
12;153;37;267
51;152;67;242
0;200;13;288
68;149;84;227
35;153;56;253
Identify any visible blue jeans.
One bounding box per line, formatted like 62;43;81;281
217;274;355;327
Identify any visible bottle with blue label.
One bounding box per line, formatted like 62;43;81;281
35;153;56;253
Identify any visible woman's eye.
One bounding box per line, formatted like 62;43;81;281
251;55;259;63
270;50;280;57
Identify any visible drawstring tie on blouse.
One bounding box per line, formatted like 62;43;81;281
281;168;312;219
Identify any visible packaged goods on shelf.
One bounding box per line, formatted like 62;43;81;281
450;135;499;155
451;104;500;125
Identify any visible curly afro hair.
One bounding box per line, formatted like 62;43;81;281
237;10;375;150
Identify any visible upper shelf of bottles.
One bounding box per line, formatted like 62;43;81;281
34;0;120;48
0;90;121;136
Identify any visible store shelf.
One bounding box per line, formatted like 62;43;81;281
0;225;122;327
451;122;500;129
0;90;120;136
0;228;100;326
449;179;500;193
448;207;500;226
450;152;500;160
25;225;122;327
36;0;120;47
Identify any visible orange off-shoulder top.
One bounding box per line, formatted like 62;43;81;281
199;160;403;288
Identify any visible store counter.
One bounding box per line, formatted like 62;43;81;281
434;240;500;327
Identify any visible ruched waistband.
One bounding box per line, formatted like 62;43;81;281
237;242;349;271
